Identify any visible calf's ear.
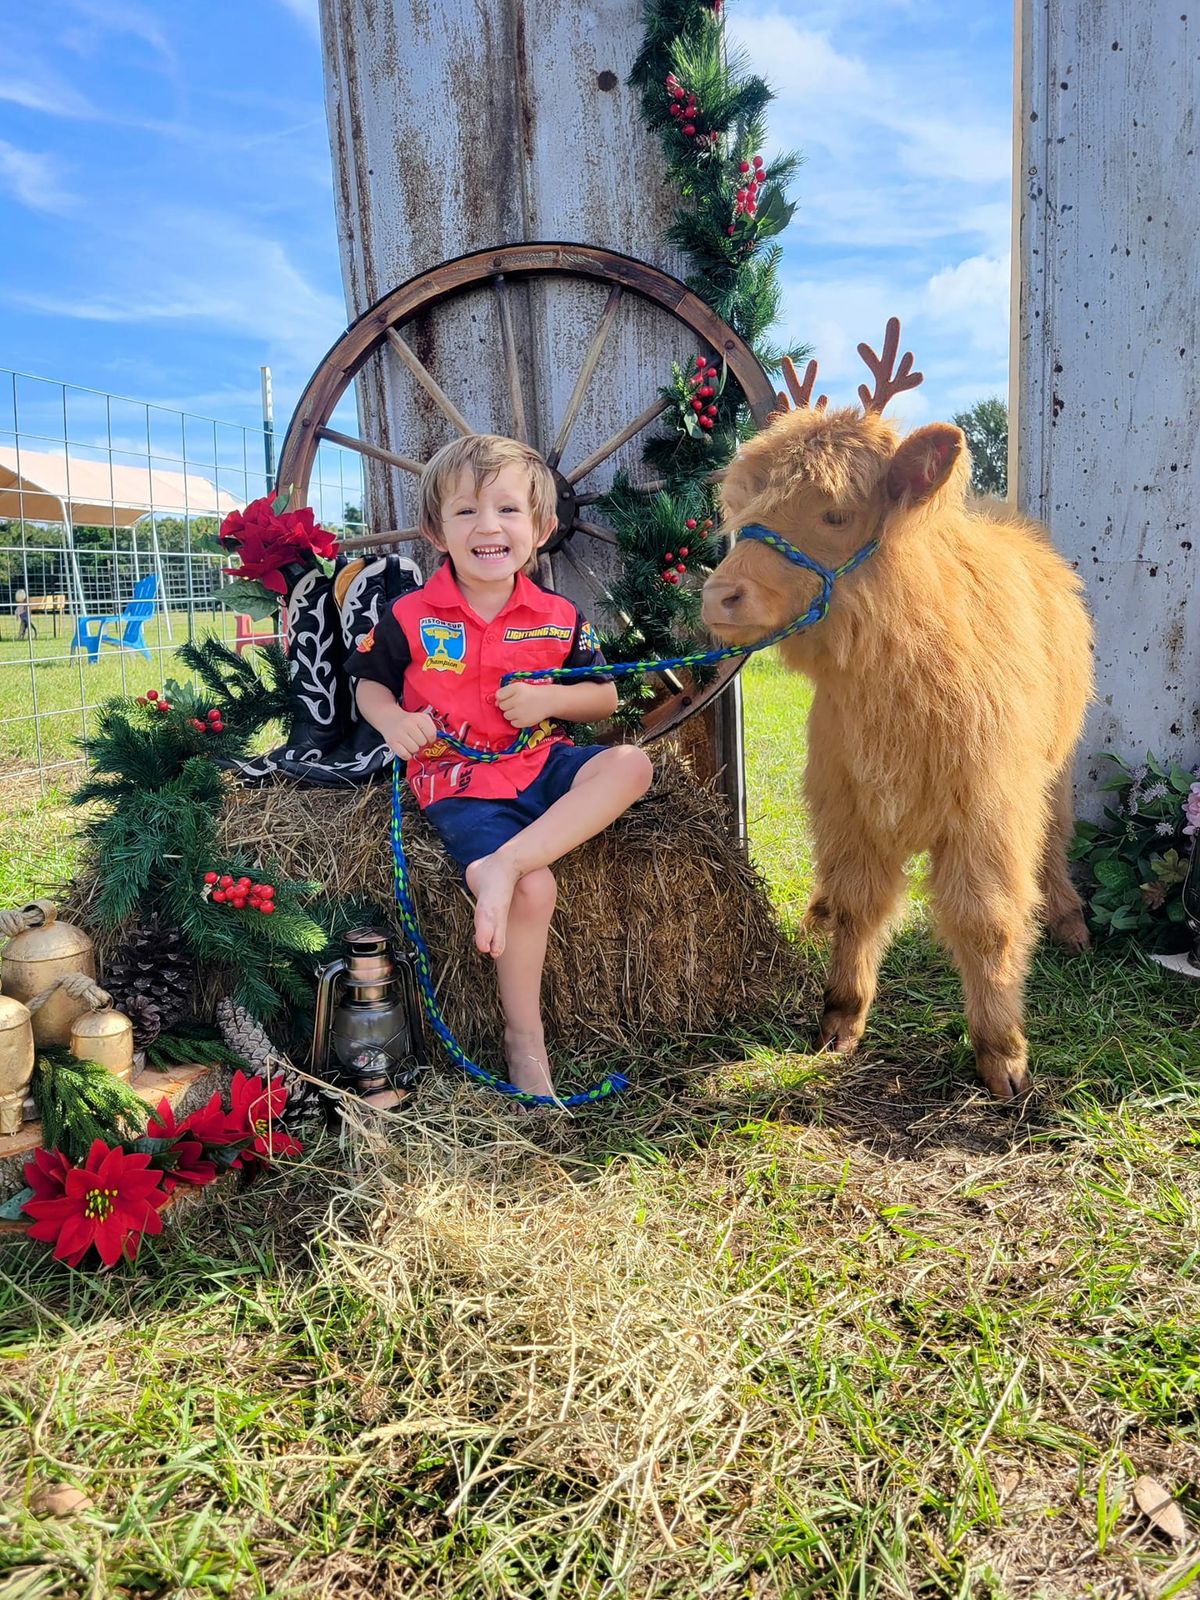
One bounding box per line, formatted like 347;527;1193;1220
885;424;964;505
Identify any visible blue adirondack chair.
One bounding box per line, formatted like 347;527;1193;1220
71;573;159;663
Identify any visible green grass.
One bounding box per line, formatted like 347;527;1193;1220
1;654;1198;1599
0;608;249;779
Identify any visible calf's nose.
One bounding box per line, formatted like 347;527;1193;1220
701;578;745;624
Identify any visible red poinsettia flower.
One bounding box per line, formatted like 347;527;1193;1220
149;1092;234;1149
227;1071;302;1167
23;1140;168;1269
24;1145;73;1202
143;1099;220;1193
219;494;339;594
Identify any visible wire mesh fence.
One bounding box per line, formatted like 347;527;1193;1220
0;368;368;796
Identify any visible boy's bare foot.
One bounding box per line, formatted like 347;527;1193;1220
466;852;521;957
504;1025;555;1099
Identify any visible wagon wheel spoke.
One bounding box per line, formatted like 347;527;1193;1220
385;326;473;436
492;275;529;445
338;526;419;553
546;285;623;469
316;426;424;477
560;537;681;694
571;518;618;546
634;467;727;495
565;395;670;485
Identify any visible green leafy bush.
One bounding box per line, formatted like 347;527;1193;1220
1070;753;1200;949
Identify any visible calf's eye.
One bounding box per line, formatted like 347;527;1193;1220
822;510;847;526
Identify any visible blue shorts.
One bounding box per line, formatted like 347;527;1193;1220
422;743;607;872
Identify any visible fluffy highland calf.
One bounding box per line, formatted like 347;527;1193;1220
701;328;1093;1099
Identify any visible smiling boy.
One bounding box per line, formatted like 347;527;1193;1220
348;435;652;1099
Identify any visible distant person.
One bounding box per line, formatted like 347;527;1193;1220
14;589;37;642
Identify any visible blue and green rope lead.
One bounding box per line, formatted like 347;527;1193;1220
389;524;877;1107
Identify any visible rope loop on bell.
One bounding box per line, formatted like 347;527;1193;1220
0;900;56;940
26;973;111;1017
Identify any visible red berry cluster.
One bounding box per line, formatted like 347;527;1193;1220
727;154;766;234
665;73;719;147
136;687;171;715
203;872;276;913
661;516;713;585
688;354;720;430
189;708;226;735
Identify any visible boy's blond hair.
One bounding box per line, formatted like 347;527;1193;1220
418;435;558;571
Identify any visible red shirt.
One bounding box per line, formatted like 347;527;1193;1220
346;561;609;807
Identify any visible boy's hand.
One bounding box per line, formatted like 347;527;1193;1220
495;681;560;729
387;709;439;759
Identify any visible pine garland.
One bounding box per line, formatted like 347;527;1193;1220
597;0;806;715
143;1025;251;1072
72;675;329;1025
31;1048;149;1164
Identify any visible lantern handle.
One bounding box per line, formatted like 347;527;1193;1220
311;956;347;1078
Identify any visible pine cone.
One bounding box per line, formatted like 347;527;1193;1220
123;993;163;1049
105;917;194;1032
215;996;326;1129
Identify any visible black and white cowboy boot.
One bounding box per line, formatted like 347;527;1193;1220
265;552;421;787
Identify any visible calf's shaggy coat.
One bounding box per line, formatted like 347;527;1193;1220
702;406;1093;1098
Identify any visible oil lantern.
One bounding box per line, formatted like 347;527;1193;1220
0;993;35;1135
1;901;96;1048
311;928;425;1098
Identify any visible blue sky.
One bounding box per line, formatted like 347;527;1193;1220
0;0;1011;451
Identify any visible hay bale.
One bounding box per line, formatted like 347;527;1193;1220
213;754;799;1070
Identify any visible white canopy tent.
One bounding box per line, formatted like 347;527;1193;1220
0;448;243;640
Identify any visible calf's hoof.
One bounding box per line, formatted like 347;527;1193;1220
1047;909;1090;953
975;1049;1030;1102
819;1003;867;1054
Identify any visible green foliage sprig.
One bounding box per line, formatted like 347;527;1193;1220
32;1048;149;1164
1070;753;1200;949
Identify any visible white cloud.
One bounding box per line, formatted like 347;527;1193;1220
924;252;1010;350
10;207;345;366
0;72;99;119
0;140;75;215
274;0;321;34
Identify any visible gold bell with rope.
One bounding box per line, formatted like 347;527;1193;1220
0;901;97;1048
69;1008;135;1083
0;992;35;1135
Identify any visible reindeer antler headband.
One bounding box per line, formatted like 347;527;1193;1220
772;317;924;419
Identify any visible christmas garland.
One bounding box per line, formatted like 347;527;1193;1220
597;0;804;721
72;637;328;1026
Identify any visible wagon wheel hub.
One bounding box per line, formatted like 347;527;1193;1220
546;470;578;556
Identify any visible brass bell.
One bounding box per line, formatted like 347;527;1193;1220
1;901;96;1048
0;993;35;1135
70;1009;135;1083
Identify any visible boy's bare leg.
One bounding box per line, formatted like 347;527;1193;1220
467;745;653;958
495;867;557;1096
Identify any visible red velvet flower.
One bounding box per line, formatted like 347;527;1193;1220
227;1071;302;1166
23;1140;168;1269
24;1145;73;1202
219;494;339;594
149;1091;233;1149
144;1099;220;1192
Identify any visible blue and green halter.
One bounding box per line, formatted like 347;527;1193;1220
389;523;877;1107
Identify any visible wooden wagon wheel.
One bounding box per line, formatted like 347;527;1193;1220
276;242;777;743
